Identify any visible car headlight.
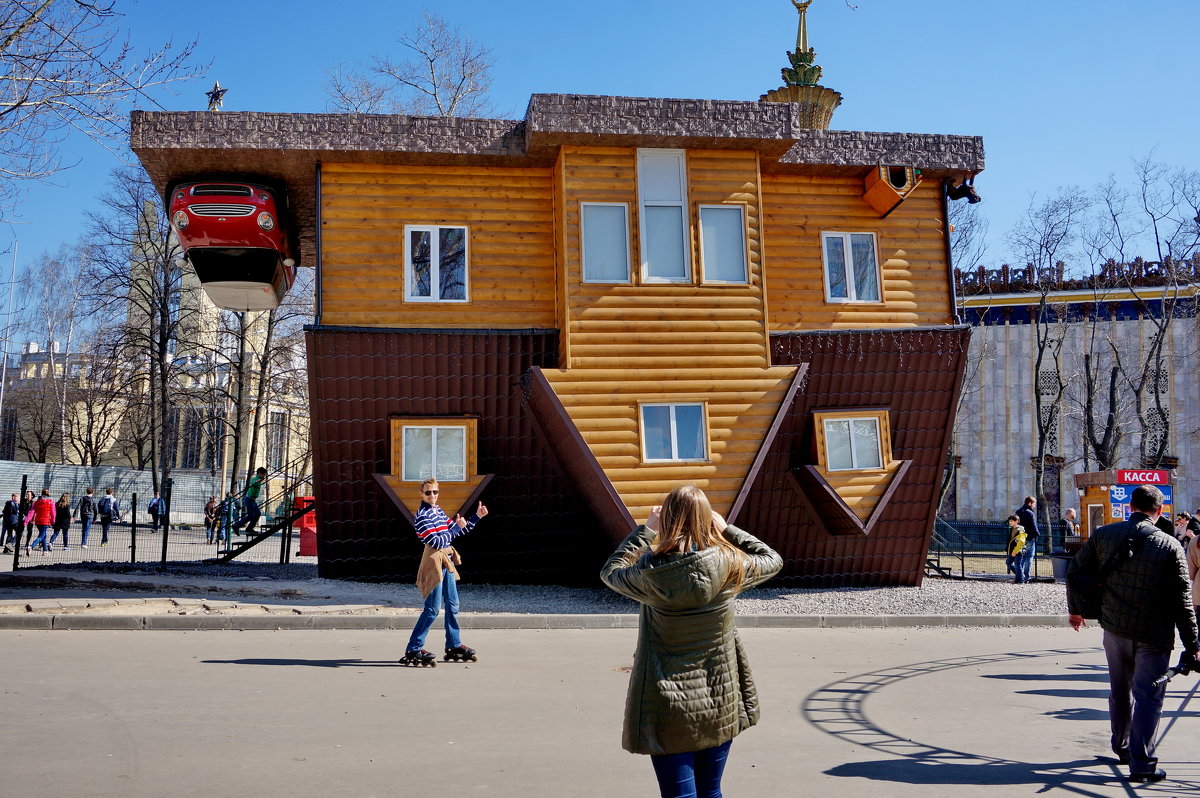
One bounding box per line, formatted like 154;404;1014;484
257;212;276;231
173;210;189;230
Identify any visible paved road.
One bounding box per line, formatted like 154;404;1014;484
3;626;1197;797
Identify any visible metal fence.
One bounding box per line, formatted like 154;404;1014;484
928;517;1075;580
3;458;315;569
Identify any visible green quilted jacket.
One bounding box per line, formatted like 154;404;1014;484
600;524;783;756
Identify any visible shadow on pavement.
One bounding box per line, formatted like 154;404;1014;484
203;658;401;668
826;757;1115;787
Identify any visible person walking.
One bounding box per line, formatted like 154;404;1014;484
1005;514;1026;580
48;493;71;550
1014;495;1040;583
18;489;35;553
1188;520;1200;616
147;491;166;533
76;488;96;548
96;488;120;546
204;496;220;544
27;489;56;553
2;492;19;553
1066;485;1198;783
231;468;267;536
398;478;489;667
600;485;783;798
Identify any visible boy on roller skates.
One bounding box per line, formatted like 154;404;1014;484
399;478;489;667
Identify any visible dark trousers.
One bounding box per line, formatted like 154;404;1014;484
99;517;112;544
2;519;15;546
1103;630;1170;774
650;740;733;798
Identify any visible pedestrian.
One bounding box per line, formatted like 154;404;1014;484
1005;514;1026;579
1062;507;1079;538
600;485;782;798
27;489;56;554
1066;485;1198;783
48;492;71;549
2;492;18;553
1014;495;1040;583
147;491;165;533
1189;523;1200;616
204;496;219;544
96;488;120;546
231;467;268;536
398;478;489;667
19;489;35;552
1173;512;1191;548
76;488;96;548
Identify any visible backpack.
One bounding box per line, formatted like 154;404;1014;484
98;495;114;517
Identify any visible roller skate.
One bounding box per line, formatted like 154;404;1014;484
444;644;477;663
398;648;437;668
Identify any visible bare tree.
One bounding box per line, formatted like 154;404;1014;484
1007;188;1090;530
0;1;201;215
949;199;989;274
86;165;217;489
324;11;494;117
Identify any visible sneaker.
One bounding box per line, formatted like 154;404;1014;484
1128;770;1166;783
81;544;88;548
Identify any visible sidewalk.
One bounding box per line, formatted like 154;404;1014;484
0;568;1070;630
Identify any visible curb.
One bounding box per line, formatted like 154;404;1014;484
0;613;1071;631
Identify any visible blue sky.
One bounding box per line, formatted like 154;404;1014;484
3;0;1197;277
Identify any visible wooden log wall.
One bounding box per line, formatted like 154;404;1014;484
760;175;954;330
319;162;557;328
545;145;797;524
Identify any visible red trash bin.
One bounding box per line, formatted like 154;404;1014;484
295;495;318;556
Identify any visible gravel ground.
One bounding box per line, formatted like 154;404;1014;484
12;561;1070;616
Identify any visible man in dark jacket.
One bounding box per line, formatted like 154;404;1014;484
1067;485;1198;783
1014;495;1040;583
2;493;18;553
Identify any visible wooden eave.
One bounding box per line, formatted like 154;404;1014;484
130;92;985;267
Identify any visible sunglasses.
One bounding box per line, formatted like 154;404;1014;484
423;490;439;496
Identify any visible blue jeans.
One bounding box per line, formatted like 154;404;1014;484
79;517;93;546
30;524;50;550
406;568;462;651
1016;544;1035;582
232;497;261;533
650;740;733;798
1103;630;1170;774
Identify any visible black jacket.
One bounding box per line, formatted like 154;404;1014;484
1068;512;1198;650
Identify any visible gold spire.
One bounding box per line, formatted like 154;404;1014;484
794;0;812;54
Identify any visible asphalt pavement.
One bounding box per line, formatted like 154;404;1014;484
3;625;1197;797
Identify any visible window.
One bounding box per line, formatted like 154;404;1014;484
267;411;288;471
581;203;631;283
637;150;690;282
821;232;881;303
405;225;468;302
699;205;748;283
640;403;707;462
814;410;891;472
401;425;467;481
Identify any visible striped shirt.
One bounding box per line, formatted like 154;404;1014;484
413;502;478;549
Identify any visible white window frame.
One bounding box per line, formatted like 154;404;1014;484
822;416;884;472
580;202;632;284
698;204;749;284
404;224;470;303
639;402;709;463
401;424;468;482
820;231;883;304
637;149;691;284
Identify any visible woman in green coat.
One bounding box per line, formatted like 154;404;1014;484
600;485;783;798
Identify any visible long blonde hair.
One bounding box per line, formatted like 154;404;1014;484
652;485;750;591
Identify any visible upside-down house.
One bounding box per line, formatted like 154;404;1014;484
130;8;983;586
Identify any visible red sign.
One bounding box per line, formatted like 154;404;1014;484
1116;469;1170;485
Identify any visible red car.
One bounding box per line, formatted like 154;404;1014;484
169;181;298;311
